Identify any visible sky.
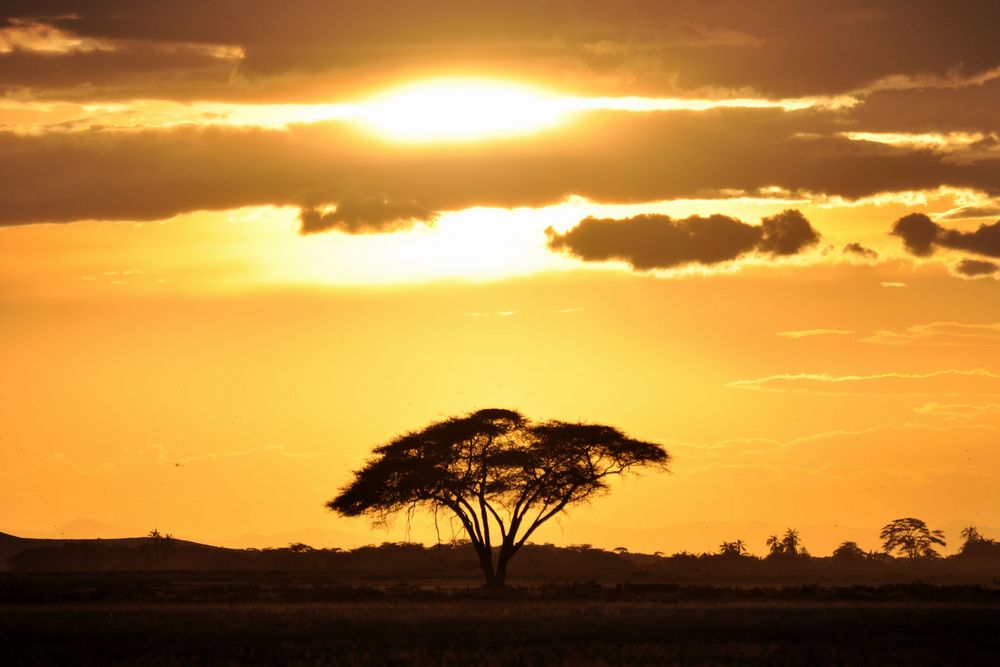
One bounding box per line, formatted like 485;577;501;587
2;1;999;556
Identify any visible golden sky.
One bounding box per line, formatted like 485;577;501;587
2;1;999;555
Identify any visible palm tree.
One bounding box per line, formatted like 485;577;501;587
781;529;801;556
718;540;748;557
767;529;806;557
960;526;983;545
958;525;998;557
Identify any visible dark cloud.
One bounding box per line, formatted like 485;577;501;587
2;1;1000;100
299;196;434;235
941;221;1000;257
545;209;820;271
843;242;878;260
0;43;239;101
891;214;941;257
756;209;820;255
845;77;1000;136
952;258;998;278
892;213;1000;258
2;2;1000;235
2;110;1000;227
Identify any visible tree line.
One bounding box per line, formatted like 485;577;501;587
717;519;999;561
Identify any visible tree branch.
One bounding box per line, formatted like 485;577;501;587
514;486;579;552
482;499;508;540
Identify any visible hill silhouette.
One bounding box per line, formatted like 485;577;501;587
3;531;998;586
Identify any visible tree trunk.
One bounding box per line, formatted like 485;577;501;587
490;543;514;589
475;544;497;587
492;562;508;589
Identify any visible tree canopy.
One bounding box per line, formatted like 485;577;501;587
832;541;867;560
880;517;946;559
328;408;669;587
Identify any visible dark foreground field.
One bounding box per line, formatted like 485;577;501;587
3;575;1000;665
5;600;1000;665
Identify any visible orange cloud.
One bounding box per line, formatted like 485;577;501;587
729;369;1000;396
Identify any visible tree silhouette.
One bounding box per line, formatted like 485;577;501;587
960;526;983;547
781;529;803;556
718;539;748;557
880;517;946;559
958;525;999;558
327;408;669;588
766;529;807;557
832;541;866;560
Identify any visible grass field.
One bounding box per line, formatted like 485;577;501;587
3;575;1000;665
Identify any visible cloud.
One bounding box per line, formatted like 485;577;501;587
545;214;760;270
891;213;942;256
4;107;1000;227
0;18;116;54
938;206;1000;221
4;1;1000;101
842;73;1000;142
776;329;854;339
464;310;517;318
952;258;999;278
892;213;1000;258
915;402;1000;419
863;322;1000;346
545;209;820;271
299;196;434;235
0;14;241;101
729;369;1000;396
842;242;878;260
755;209;821;255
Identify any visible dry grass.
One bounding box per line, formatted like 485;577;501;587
3;595;1000;665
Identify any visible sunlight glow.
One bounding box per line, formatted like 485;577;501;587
0;77;857;140
355;79;569;143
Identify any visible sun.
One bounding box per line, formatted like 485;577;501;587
354;78;570;143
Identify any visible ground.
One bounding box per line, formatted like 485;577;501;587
3;574;999;665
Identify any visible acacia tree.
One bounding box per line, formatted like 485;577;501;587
328;408;669;588
880;517;946;559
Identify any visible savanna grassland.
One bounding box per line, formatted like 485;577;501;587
3;574;1000;666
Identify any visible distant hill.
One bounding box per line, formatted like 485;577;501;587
0;531;232;572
